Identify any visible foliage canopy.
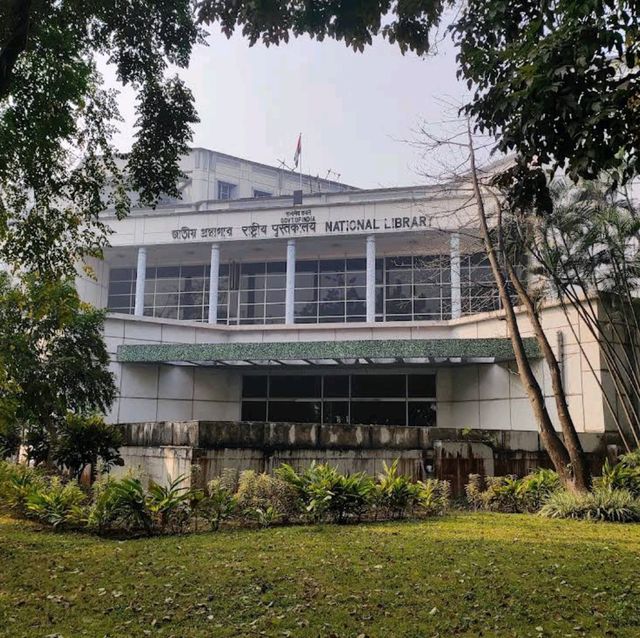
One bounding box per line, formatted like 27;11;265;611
0;273;116;460
453;0;640;187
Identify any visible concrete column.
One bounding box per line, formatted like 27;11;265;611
208;243;220;324
285;239;296;324
366;234;376;323
134;246;147;317
450;233;461;319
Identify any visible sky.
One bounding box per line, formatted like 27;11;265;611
105;25;468;190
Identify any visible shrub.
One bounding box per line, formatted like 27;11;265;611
375;460;421;519
516;468;561;512
600;454;640;497
465;469;560;513
26;477;87;529
465;475;522;513
278;462;374;523
236;470;299;522
465;474;485;511
250;505;282;528
147;474;191;533
104;476;153;534
86;476;120;531
201;478;238;531
540;488;640;523
54;413;123;481
326;471;375;523
0;462;47;514
417;478;450;516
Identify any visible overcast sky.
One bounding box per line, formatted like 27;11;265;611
105;27;467;189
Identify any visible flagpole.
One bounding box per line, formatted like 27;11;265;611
299;132;302;192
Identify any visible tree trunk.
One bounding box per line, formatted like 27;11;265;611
465;121;578;491
505;260;591;491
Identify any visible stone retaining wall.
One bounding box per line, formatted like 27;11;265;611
114;421;619;494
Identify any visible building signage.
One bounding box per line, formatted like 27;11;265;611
171;212;430;242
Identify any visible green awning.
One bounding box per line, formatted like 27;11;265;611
116;338;540;367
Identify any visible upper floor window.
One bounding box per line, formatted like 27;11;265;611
217;181;236;200
253;189;272;198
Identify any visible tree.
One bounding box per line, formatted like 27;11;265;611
514;178;640;451
452;0;640;194
0;272;117;463
0;0;201;278
54;413;124;481
416;116;590;492
196;0;449;54
0;1;452;279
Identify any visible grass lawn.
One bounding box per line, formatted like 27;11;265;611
2;513;640;637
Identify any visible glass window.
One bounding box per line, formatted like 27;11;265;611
218;181;236;200
109;281;132;295
269;375;321;398
296;288;318;302
242;376;268;398
265;289;286;304
352;375;405;398
295;302;317;318
323;401;349;424
242;401;267;421
265;303;285;318
269;401;322;423
241;373;437;427
408;402;436;426
346;258;366;271
319;287;344;302
408;375;436;398
346;287;365;301
319;259;345;273
351;401;406;426
319;302;344;317
324;375;349;397
254;189;271;198
346;301;366;319
110;268;134;282
107;252;514;325
180;306;203;321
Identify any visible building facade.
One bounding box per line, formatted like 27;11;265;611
79;149;619;488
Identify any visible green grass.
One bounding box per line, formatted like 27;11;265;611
2;513;640;637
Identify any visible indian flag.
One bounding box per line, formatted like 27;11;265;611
293;133;301;168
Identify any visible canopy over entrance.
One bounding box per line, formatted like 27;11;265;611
117;338;540;367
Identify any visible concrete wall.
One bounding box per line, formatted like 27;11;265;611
75;257;109;309
184;149;352;202
112;420;617;494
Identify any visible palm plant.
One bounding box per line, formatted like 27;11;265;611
108;477;153;534
146;474;190;533
521;178;640;449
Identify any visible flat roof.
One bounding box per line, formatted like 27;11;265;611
117;338;540;367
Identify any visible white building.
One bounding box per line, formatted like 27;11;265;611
79;148;620;490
